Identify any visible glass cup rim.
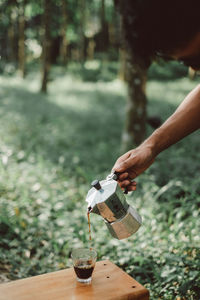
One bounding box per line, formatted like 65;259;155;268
71;247;97;259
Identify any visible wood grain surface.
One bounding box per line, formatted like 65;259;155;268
0;260;149;300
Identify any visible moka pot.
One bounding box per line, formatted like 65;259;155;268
85;172;142;240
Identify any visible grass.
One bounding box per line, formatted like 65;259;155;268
0;61;200;299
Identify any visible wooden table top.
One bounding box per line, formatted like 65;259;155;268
0;260;149;300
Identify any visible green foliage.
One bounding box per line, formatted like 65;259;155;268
148;61;188;81
0;66;200;299
25;2;43;18
66;60;119;82
67;25;79;43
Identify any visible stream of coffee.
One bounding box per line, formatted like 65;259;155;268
87;211;92;249
87;211;92;246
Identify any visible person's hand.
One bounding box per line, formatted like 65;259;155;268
112;145;155;192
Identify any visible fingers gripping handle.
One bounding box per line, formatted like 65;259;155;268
112;171;128;194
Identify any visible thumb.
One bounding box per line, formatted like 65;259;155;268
113;157;134;172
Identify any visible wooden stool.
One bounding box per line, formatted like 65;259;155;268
0;260;149;300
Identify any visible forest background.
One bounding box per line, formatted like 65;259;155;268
0;0;200;299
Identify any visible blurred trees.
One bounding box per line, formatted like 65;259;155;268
0;0;150;146
0;0;119;81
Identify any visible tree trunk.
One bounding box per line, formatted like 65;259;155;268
118;48;126;80
41;0;51;93
79;0;86;63
109;8;120;49
60;0;68;65
7;7;18;63
99;0;109;51
87;38;95;60
8;23;16;62
18;0;26;78
100;0;106;30
188;66;196;80
115;1;149;152
121;50;148;152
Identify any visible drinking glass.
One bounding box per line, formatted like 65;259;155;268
71;248;97;284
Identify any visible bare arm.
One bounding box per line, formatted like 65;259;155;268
113;84;200;190
147;84;200;156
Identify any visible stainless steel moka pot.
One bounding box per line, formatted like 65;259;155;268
86;172;142;240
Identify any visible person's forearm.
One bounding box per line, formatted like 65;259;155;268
143;84;200;156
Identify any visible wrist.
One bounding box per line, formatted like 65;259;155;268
141;130;163;157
